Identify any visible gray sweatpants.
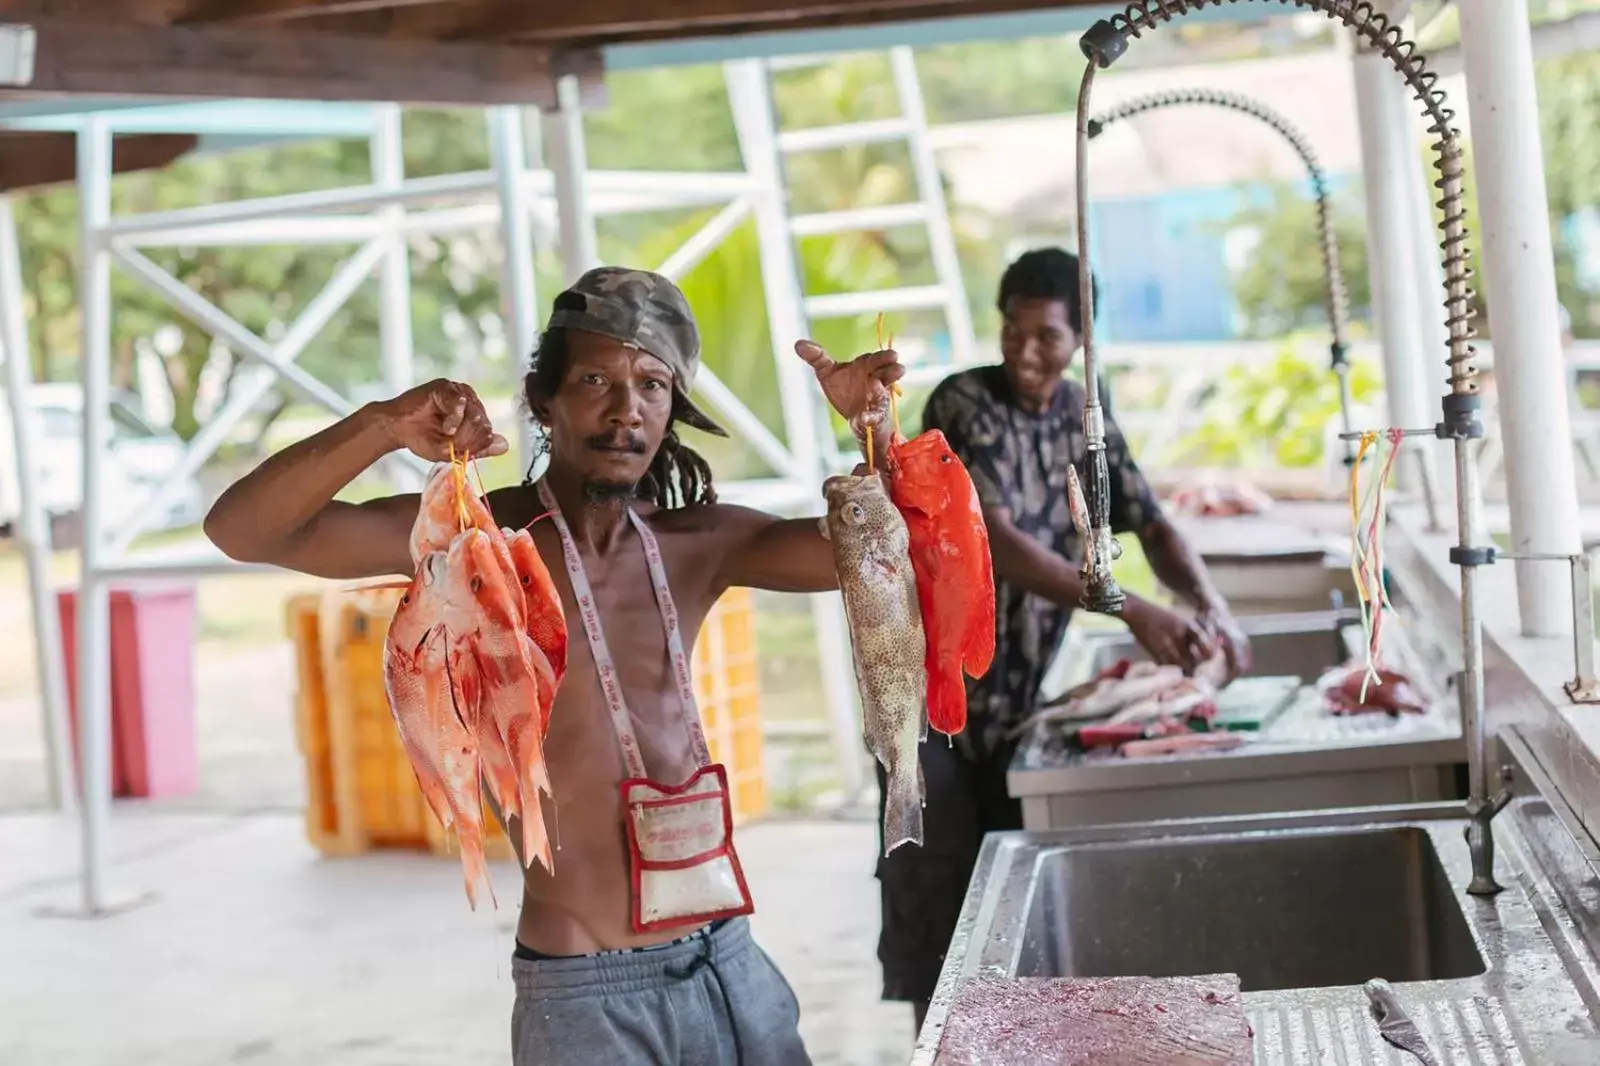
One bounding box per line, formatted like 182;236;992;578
510;917;812;1066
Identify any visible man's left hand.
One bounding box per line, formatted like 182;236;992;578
794;339;906;435
1198;606;1251;681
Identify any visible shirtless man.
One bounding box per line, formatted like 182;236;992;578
204;267;901;1066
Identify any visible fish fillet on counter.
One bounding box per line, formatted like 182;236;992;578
822;472;928;856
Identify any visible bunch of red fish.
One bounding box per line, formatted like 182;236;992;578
382;460;568;908
884;422;997;737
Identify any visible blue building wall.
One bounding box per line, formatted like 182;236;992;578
1087;174;1359;344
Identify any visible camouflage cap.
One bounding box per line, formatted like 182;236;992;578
546;266;728;437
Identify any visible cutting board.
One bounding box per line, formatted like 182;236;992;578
935;974;1253;1065
1211;675;1303;732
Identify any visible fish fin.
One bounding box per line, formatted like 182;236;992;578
961;580;998;678
817;517;830;541
443;642;479;733
927;659;968;736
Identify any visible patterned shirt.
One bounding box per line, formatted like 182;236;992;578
921;366;1163;760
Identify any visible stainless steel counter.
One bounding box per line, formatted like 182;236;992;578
912;801;1600;1065
1011;609;1467;830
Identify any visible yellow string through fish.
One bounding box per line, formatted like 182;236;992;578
446;441;472;534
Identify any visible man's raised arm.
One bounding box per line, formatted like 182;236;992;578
204;379;506;581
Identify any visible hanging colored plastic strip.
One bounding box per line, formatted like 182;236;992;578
1347;428;1406;700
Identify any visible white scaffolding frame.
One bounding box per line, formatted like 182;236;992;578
3;65;883;914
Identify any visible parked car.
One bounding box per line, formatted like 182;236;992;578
0;383;204;546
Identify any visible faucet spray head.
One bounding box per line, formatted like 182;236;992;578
1080;403;1126;616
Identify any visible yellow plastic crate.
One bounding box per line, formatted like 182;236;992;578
287;588;513;861
692;587;768;825
288;584;770;853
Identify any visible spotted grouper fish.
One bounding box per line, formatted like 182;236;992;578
821;473;928;855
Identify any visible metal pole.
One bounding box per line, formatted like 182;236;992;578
1458;0;1583;637
0;195;74;814
725;57;865;804
369;104;415;397
1350;48;1437;496
76;116;116;914
540;77;599;284
489;106;541;474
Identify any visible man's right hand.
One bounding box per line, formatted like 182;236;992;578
1122;595;1215;673
376;379;508;462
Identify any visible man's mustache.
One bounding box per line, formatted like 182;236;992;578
586;432;648;455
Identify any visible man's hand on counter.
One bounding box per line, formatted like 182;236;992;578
1122;595;1215;673
1198;606;1252;681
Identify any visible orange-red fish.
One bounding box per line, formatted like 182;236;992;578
502;526;567;737
438;529;556;875
384;551;497;909
887;429;997;736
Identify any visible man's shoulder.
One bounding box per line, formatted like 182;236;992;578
925;366;1001;424
648;499;777;539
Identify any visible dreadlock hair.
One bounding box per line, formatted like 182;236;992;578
523;326;718;511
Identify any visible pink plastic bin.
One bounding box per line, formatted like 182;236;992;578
57;584;199;799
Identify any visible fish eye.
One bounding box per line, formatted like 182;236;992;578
470;576;482;593
521;575;532;587
400;594;410;606
848;503;866;522
940;454;952;463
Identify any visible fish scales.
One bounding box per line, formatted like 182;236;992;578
822;473;928;856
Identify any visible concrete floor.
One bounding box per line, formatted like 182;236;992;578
0;810;914;1066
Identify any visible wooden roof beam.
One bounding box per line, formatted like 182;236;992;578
0;130;197;189
294;0;1094;45
11;16;601;105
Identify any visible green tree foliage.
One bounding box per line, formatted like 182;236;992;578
1173;345;1383;469
1227;50;1600;340
1225;183;1372;340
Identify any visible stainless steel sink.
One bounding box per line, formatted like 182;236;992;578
916;803;1600;1065
1013;828;1484;991
1085;609;1355;684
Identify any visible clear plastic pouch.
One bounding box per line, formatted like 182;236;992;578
622;763;754;934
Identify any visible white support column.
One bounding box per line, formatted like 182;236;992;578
540;77;599;284
72;117;125;915
725;58;865;805
488;106;540;473
1458;0;1582;637
1350;48;1440;496
369;105;415;398
0;195;74;814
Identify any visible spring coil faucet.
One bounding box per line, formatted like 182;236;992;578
1072;0;1505;894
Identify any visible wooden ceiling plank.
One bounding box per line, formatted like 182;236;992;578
0;129;197;189
295;0;1102;44
175;0;454;27
17;17;602;106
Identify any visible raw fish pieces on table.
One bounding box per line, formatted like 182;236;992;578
382;460;566;905
821;472;928;856
1318;660;1427;716
886;428;997;737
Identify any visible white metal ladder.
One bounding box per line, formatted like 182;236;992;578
749;46;976;468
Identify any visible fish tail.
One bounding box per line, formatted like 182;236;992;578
926;660;969;736
457;824;498;912
519;788;557;876
881;757;925;856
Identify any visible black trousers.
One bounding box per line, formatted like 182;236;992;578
872;737;1022;1004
